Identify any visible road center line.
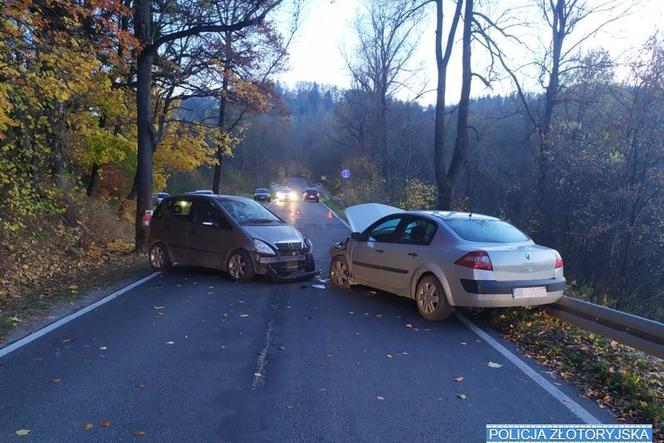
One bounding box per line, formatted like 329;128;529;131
0;272;160;359
455;312;601;424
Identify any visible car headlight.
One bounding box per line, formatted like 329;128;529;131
289;191;298;200
276;191;285;200
253;239;276;256
304;238;313;253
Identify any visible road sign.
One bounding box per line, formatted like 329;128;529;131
341;169;351;179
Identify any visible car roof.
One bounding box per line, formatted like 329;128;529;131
415;210;500;221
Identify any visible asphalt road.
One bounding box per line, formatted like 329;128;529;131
0;178;612;442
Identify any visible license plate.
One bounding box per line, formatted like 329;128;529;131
512;286;547;298
286;261;298;271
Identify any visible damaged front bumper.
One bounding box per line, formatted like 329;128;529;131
256;253;316;281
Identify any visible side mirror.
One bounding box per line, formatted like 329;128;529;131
350;232;363;241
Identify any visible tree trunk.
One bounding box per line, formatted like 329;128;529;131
433;0;463;209
86;163;99;196
212;34;232;194
446;0;473;205
134;0;154;249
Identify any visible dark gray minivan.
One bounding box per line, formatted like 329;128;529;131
148;194;315;282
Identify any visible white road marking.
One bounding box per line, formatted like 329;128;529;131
455;312;601;424
0;272;160;359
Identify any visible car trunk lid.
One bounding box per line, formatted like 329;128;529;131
484;244;556;281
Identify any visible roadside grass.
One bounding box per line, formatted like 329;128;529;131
0;246;148;343
486;307;663;439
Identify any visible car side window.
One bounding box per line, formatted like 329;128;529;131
398;218;437;245
192;201;232;229
167;199;193;220
366;216;402;242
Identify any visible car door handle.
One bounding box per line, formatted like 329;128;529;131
408;252;418;257
375;249;384;253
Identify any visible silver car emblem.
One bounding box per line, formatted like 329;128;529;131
525;253;531;260
288;243;294;250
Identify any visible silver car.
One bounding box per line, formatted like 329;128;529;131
329;204;565;320
148;195;315;282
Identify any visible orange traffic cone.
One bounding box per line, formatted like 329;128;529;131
326;209;333;220
295;207;302;217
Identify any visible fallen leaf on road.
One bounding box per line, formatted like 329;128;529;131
375;314;383;318
488;361;503;368
348;311;354;314
460;341;467;345
83;422;94;430
253;372;262;377
278;346;286;351
153;305;164;310
457;393;466;400
51;378;61;384
376;396;385;400
386;354;393;358
240;314;249;318
133;430;146;437
136;384;145;389
401;352;408;355
452;376;464;382
166;341;175;345
99;346;107;351
68;284;78;290
100;420;111;428
311;284;326;289
405;324;413;329
15;429;30;436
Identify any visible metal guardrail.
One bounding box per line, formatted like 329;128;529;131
546;296;664;359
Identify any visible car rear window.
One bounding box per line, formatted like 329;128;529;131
444;218;529;243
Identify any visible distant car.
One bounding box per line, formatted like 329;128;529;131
254;188;271;202
148;195;315;282
302;189;320;202
153;192;170;207
274;187;298;202
188;189;214;195
329;203;565;321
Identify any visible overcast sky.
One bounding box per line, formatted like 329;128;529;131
275;0;664;104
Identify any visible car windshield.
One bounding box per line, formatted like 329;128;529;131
444;218;530;243
216;198;283;225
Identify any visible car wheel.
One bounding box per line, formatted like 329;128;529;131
227;250;255;283
329;256;350;288
149;243;172;271
414;275;452;321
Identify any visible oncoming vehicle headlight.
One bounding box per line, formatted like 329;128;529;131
276;191;285;200
253;239;276;256
289;191;298;201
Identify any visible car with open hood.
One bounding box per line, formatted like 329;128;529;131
148;194;315;282
329;203;565;320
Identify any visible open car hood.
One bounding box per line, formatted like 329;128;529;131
345;203;404;233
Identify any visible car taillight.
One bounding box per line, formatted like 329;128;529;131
455;250;493;271
555;252;564;269
142;210;153;227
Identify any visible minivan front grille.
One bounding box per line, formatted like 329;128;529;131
274;241;303;256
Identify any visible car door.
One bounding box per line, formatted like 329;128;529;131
164;197;193;263
381;216;438;292
187;199;234;269
350;215;403;288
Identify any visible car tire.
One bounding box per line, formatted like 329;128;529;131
414;275;453;321
329;256;350;288
226;250;255;283
149;242;172;271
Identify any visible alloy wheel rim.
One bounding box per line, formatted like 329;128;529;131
417;282;439;314
332;259;349;286
150;246;164;269
229;254;246;279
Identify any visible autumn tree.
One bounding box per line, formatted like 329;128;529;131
131;0;282;248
